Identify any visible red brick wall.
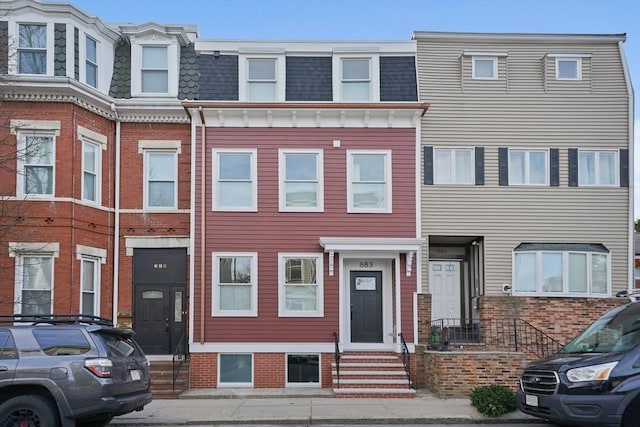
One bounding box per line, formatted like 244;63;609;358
424;350;528;398
189;353;217;388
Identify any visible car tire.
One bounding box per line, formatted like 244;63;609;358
76;415;113;427
622;396;640;427
0;394;61;427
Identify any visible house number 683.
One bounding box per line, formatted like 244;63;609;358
359;261;374;268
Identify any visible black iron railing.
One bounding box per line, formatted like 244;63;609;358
398;332;412;389
429;318;563;358
172;333;188;391
333;331;340;388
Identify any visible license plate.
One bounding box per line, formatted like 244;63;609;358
130;369;141;381
525;394;539;407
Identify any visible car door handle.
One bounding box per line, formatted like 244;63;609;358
0;366;8;372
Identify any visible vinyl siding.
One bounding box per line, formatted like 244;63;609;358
416;38;631;296
192;127;417;343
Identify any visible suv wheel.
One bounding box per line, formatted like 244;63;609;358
0;395;60;427
622;396;640;427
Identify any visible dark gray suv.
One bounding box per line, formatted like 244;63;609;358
0;314;152;427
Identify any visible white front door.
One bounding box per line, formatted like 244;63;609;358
429;261;461;322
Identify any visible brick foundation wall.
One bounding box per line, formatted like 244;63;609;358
189;353;217;388
424;350;527;398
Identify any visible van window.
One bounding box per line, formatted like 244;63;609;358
562;304;640;353
32;328;91;355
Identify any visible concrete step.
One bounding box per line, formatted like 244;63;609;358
333;387;416;398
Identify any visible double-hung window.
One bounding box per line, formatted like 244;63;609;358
85;36;98;88
347;150;391;213
144;150;177;209
472;56;497;79
509;149;548;185
279;149;323;211
247;58;276;101
18;132;55;196
18;24;47;75
16;255;53;315
82;141;101;203
341;58;371;101
141;46;168;93
212;253;257;317
279;254;323;317
513;245;609;297
434;148;474;184
80;257;99;316
213;149;257;211
578;150;617;186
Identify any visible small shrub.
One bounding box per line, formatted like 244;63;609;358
470;384;517;417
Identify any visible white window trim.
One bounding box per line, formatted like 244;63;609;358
10;22;54;76
508;149;549;186
346;149;392;213
130;35;180;97
212;252;258;317
278;149;324;212
578;149;619;187
278;253;324;318
239;54;286;101
433;147;475;185
16;129;57;198
332;53;380;102
217;353;254;387
285;353;321;388
554;57;582;80
472;56;497;80
212;148;258;212
143;149;178;211
82;140;102;204
512;250;611;297
80;256;100;316
12;243;59;315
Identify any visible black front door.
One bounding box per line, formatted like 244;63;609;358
132;248;187;355
350;271;383;343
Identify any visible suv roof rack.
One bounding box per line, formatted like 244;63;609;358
0;314;114;326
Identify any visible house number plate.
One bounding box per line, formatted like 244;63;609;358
359;261;374;268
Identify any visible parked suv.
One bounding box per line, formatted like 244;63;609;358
517;301;640;426
0;314;152;427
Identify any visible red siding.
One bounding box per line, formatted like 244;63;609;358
192;127;417;343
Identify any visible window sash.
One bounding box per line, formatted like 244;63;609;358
213;255;256;316
81;258;98;316
287;354;320;385
214;150;256;211
219;354;252;385
86;36;98;88
434;149;473;184
508;150;548;185
579;151;617;186
18;24;46;74
513;251;609;296
145;151;177;208
22;135;54;195
342;58;371;101
19;255;53;315
472;57;496;79
83;141;99;202
141;47;168;93
556;58;581;80
349;152;390;211
283;153;319;209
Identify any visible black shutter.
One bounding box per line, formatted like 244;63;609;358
620;148;629;187
568;148;578;187
424;146;433;185
498;147;508;186
475;147;485;185
550;149;559;187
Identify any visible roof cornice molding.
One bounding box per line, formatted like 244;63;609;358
1;0;123;42
195;40;416;56
412;31;627;44
182;101;429;128
1;76;189;123
119;23;197;46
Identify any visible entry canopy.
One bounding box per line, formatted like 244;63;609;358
319;237;423;277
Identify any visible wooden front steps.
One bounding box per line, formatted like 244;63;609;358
331;352;415;398
148;359;189;399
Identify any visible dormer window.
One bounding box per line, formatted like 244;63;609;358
248;58;276;101
341;58;371;101
85;36;98;88
18;24;47;74
142;46;168;93
472;56;497;79
556;58;581;80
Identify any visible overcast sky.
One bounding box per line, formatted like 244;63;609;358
61;0;640;217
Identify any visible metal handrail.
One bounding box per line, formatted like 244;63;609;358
429;317;564;358
172;333;188;391
333;331;340;388
398;332;412;389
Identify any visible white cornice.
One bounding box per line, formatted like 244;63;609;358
196;40;416;56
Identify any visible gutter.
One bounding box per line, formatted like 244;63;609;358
198;107;206;344
112;103;121;325
618;40;635;292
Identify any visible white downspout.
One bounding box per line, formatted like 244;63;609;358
619;40;635;293
112;103;121;325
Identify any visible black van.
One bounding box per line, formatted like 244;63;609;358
517;301;640;427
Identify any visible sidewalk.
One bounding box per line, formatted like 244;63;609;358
109;389;543;425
